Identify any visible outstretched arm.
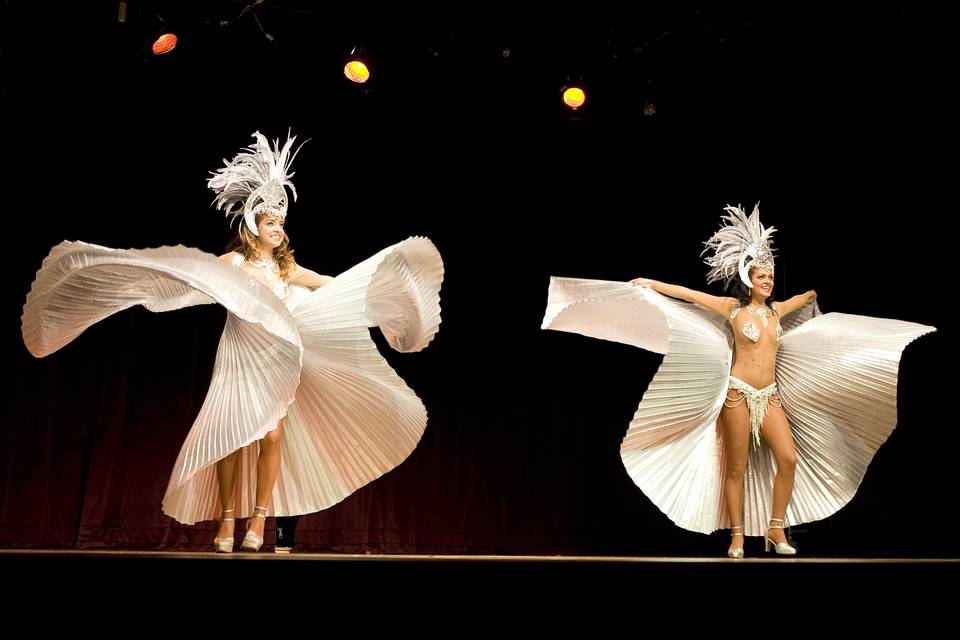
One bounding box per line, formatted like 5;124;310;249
630;277;736;318
289;264;334;288
777;290;817;317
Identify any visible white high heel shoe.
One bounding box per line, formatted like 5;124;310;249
240;506;268;551
727;524;745;558
765;517;797;555
213;508;235;553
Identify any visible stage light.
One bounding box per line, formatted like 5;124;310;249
563;86;586;110
151;33;177;55
344;60;370;83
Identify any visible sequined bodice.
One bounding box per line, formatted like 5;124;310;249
730;303;782;343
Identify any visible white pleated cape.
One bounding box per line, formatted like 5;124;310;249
23;238;443;524
543;277;934;535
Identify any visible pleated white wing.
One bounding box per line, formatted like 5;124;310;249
762;312;937;534
272;237;444;516
23;238;444;525
543;277;733;533
545;279;935;536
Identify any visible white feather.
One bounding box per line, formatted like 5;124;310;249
207;131;306;234
702;203;777;289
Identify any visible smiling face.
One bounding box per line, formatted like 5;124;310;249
257;214;286;249
750;266;774;301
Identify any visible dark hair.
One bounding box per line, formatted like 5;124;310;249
731;266;776;312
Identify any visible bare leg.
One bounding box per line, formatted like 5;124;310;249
246;418;285;541
721;392;751;556
215;450;240;540
761;402;797;546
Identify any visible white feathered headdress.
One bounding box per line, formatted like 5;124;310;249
207;131;304;236
702;204;776;289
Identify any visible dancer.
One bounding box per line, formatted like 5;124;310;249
23;131;444;552
542;204;934;556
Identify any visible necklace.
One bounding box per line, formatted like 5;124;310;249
243;253;287;299
746;303;771;328
248;254;280;273
246;255;283;290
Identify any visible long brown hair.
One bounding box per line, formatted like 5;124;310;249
227;213;296;280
